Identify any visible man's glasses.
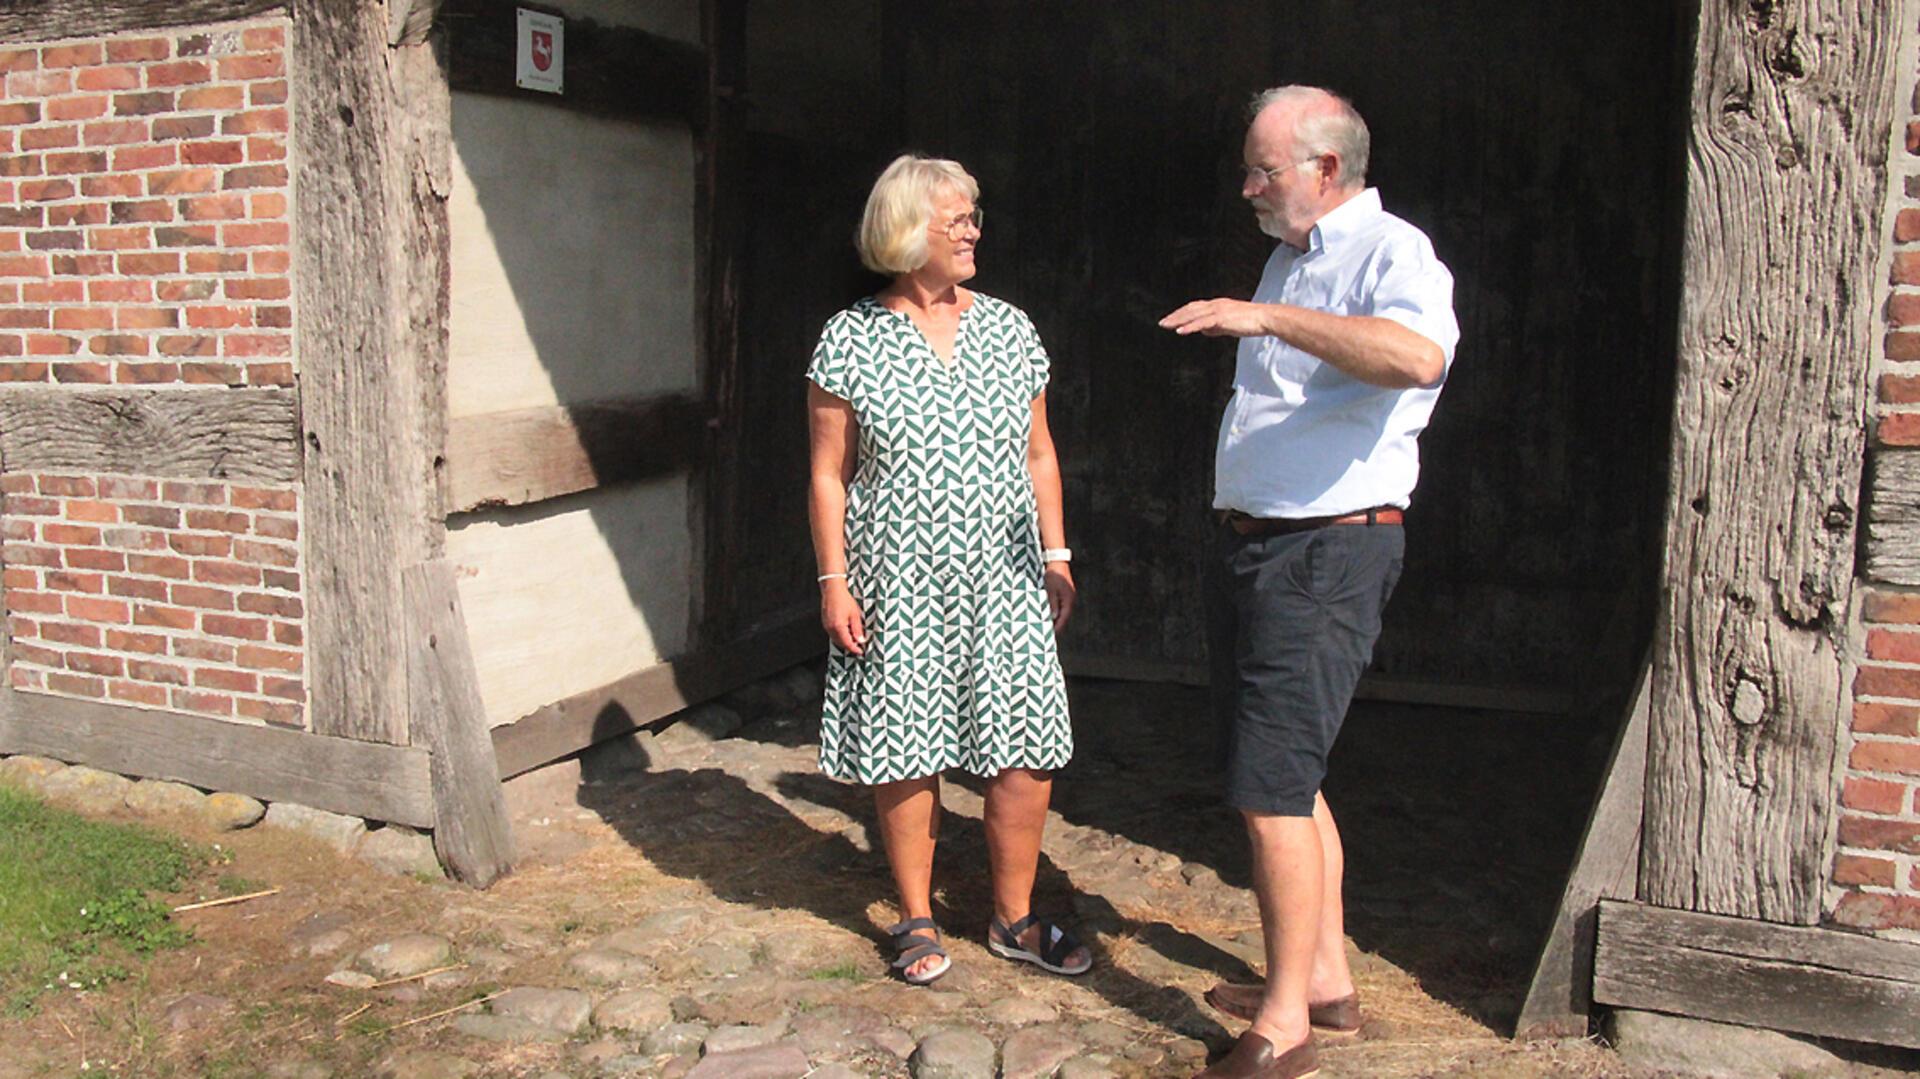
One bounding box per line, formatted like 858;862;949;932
931;207;984;241
1244;158;1317;193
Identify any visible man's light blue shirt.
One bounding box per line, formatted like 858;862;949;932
1213;188;1460;518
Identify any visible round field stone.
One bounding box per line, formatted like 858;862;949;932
355;934;452;979
491;986;593;1035
592;988;672;1033
204;791;267;830
41;765;132;814
124;779;207;816
909;1028;997;1079
645;1021;712;1056
1000;1024;1085;1079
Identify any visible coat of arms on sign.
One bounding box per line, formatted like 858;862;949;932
515;9;564;94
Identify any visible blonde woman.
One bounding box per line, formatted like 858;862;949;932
806;155;1090;985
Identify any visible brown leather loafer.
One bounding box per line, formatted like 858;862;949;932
1203;983;1362;1035
1194;1032;1319;1078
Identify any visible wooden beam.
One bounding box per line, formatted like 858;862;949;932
691;0;746;646
445;394;710;513
0;689;433;827
388;0;440;45
490;609;819;779
292;0;451;746
1862;448;1920;585
1643;0;1902;922
440;0;703;125
0;0;286;43
0;387;297;483
1516;657;1650;1040
1593;900;1920;1050
404;561;512;885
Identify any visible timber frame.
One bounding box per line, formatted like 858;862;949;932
1520;0;1920;1049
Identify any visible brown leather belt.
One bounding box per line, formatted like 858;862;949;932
1219;506;1404;537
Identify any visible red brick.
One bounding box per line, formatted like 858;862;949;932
64;650;125;677
180;194;245;221
222;164;285;189
118;252;180;275
3;543;62;567
1899;209;1920;243
1856;700;1920;736
45;569;103;593
82;119;148;146
245;362;292;387
147;167;217;195
119;504;177;528
1853;664;1920;699
248;192;286;220
253;515;296;541
175;35;213;57
153;225;217;248
242;27;286;50
2;567;35;588
193;667;256;693
263;568;298;591
144;61;210;87
11;642;57;667
273;620;301;645
42;44;104;68
46;671;105;697
0;253;47;277
183;361;244;386
237;591;301;618
158;335;217;357
168;532;229;557
10;69;72;95
180;139;242;166
162;480;225;504
19;126;75;151
176;86;243;111
0;205;41;227
85;226;150;250
112;90;173;116
86;280;150;303
40;620;99;646
223;278;289;302
217;54;283;82
171;688;233;715
223;333;289;357
106;574;166;601
64;595;128;623
3;494;57;515
169;583;233;610
73;67;138;92
66;499;117;522
38;475;94;497
105;38;170;63
96;476;156;500
249;81;287;107
1835;852;1897;888
236;696;300;726
231;538;296;567
1852;739;1920;776
101;527;165;550
0;50;37;74
1836;814;1920;854
7;590;60;614
184;251;245;273
127;658;188;685
1863;589;1920;623
109;199;171;224
79;174;141;198
0;102;41;125
0;474;33;494
131;599;191;625
42;521;101;544
126;553;189;579
108;680;168;706
104;628;167;654
231;486;295;511
116;308;177;331
151;116;214;142
64;548;124;572
87;334;147;356
183;510;249;534
236;643;300;672
109;144;173;170
171;637;232;663
261;676;304;702
1832;892;1920;932
1866;627;1920;662
202;613;267;640
155;279;213;301
1889;333;1920;366
114;361;175;384
195;559;261;587
184;305;248;329
245;135;284;162
219;107;286;137
0;153;41;178
0;308;50;329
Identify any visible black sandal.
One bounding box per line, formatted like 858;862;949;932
987;913;1092;976
886;917;952;985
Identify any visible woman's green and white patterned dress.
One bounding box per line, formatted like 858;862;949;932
807;293;1072;785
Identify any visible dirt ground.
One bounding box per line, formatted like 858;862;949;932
4;676;1913;1078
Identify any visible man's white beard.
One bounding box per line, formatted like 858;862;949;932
1255;211;1287;240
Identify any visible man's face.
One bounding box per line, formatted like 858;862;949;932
1242;106;1329;247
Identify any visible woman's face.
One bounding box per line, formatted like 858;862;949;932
918;186;979;285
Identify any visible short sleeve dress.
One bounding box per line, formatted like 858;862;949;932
806;293;1072;785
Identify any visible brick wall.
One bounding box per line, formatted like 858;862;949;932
0;20;305;727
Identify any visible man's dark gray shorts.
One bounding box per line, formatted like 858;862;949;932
1206;519;1404;817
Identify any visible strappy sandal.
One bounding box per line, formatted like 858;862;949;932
886;917;952;986
987;913;1092;976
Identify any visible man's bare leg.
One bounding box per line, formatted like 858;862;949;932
1242;811;1319;1052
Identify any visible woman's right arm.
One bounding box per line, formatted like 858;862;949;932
808;382;866;655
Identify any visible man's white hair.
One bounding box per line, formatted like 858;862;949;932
1249;85;1369;189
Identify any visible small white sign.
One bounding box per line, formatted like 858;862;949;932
516;8;564;94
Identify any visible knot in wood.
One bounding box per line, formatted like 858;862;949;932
1731;677;1767;726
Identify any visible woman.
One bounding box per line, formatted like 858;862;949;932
807;155;1089;985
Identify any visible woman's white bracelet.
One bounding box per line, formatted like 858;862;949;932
1042;548;1072;563
817;572;848;583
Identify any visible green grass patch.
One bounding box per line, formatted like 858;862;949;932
0;784;205;1014
805;960;869;983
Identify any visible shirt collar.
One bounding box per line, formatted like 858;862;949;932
1304;187;1381;254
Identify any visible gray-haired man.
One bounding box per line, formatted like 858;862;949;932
1161;85;1459;1079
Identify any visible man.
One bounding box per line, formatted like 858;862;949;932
1160;85;1459;1079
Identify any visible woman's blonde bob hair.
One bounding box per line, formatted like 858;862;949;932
856;154;979;276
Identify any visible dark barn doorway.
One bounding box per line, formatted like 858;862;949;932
709;0;1690;1029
